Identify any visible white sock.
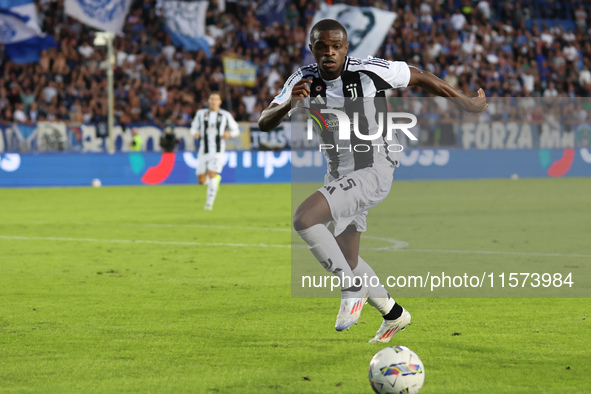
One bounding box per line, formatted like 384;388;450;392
297;224;356;290
353;256;395;315
206;176;219;207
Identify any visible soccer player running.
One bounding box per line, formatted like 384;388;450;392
191;92;240;210
259;19;487;342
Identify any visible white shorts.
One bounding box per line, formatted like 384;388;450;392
318;165;395;237
196;152;226;175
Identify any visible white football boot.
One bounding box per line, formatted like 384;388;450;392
335;284;369;331
368;307;411;343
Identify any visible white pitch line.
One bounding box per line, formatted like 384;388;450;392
30;221;292;232
0;235;291;249
1;235;590;258
398;248;591;258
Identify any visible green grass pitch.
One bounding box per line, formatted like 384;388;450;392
0;179;589;393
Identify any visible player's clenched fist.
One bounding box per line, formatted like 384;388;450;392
467;88;488;113
455;88;488;113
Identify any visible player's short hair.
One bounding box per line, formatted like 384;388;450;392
209;91;222;99
310;19;348;44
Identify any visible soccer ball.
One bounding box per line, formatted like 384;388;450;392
91;178;102;187
368;346;425;394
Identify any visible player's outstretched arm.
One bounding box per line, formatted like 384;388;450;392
258;102;290;132
258;79;312;131
408;67;488;113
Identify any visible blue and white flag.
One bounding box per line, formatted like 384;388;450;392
64;0;131;34
305;3;397;62
256;0;287;27
0;9;39;43
0;0;57;64
162;0;210;57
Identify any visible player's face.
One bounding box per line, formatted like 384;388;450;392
208;94;222;111
309;30;349;80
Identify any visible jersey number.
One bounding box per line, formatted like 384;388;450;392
339;179;357;191
325;178;357;195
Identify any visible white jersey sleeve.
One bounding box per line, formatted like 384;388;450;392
223;110;240;138
270;69;304;106
356;57;412;90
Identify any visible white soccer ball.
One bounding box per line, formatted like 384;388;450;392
368;346;425;394
91;178;102;187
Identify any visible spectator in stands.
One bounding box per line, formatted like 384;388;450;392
450;8;467;31
575;4;587;31
28;102;39;123
13;102;27;123
242;89;257;114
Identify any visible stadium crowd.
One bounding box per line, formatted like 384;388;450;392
1;0;591;128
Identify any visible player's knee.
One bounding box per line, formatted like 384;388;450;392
293;211;316;231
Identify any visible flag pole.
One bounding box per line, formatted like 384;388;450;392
94;31;116;154
107;33;115;154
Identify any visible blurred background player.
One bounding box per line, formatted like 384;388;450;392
191;92;240;210
159;120;180;153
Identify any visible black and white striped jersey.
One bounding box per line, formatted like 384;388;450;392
190;109;240;154
272;56;411;178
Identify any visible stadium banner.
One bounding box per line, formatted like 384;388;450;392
2;103;590;154
1;149;591;188
0;121;587;153
0;122;251;153
255;0;287;26
223;57;257;87
0;0;56;64
225;122;252;151
249;123;290;151
162;0;210;56
304;3;396;61
64;0;131;34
